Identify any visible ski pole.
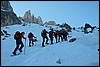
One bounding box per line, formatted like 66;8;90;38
24;39;26;55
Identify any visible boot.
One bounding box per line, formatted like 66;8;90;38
45;42;49;45
12;52;16;55
32;43;34;46
42;45;45;48
19;49;22;52
29;45;31;47
29;42;31;47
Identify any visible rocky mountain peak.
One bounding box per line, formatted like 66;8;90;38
23;10;32;23
23;10;43;25
37;16;43;25
1;1;13;12
1;1;21;27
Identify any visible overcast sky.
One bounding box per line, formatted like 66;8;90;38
10;1;99;27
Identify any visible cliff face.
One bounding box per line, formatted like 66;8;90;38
23;10;32;23
1;1;21;27
23;10;43;25
37;16;43;25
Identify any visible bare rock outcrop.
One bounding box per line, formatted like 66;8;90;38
1;1;21;27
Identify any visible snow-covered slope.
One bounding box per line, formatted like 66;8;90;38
1;23;99;66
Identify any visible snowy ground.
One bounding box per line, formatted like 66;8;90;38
1;23;99;66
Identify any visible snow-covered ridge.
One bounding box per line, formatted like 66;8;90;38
1;23;99;66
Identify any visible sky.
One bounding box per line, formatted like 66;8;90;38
9;1;99;27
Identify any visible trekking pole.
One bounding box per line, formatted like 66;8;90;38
24;39;26;55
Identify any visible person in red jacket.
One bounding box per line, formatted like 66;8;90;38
12;31;26;55
28;32;36;47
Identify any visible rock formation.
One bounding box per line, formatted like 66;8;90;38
33;17;38;24
1;1;21;27
59;23;72;32
46;21;56;26
31;14;34;23
23;10;43;25
23;10;31;23
37;16;43;25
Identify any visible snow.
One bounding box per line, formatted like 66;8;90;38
1;23;99;66
1;8;11;12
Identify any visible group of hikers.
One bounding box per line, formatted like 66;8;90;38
41;28;69;47
12;23;95;55
12;28;69;55
2;23;95;55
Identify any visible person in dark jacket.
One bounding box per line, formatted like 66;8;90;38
58;30;63;42
49;28;54;44
41;29;49;47
62;30;68;41
12;31;26;55
28;32;36;47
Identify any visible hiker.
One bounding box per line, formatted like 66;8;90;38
54;30;58;43
28;32;36;47
62;30;68;41
49;28;54;44
12;31;26;55
3;30;11;36
41;29;49;47
58;30;63;42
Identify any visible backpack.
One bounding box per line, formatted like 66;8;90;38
28;33;34;38
49;31;53;37
14;31;20;40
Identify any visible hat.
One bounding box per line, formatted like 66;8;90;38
22;32;25;34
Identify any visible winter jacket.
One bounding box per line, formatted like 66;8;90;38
49;30;53;37
41;30;48;38
28;33;35;38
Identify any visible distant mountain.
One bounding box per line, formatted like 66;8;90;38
1;1;21;27
44;21;56;26
23;10;43;25
23;10;32;23
1;1;71;30
22;10;60;26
